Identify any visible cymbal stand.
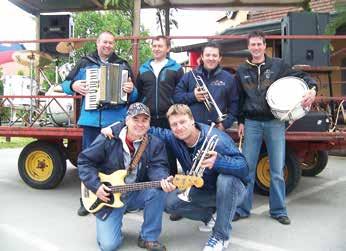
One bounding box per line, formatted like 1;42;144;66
39;68;52;87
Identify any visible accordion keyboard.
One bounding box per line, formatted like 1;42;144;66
85;68;100;110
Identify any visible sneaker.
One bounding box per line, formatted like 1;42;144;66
169;214;183;221
232;212;248;222
203;234;229;251
77;198;89;216
272;215;291;225
137;236;166;251
199;213;216;232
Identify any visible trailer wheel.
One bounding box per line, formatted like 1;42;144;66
18;141;66;189
255;149;301;195
301;150;328;177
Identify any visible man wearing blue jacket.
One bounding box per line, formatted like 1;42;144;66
136;36;184;175
174;42;238;131
78;102;174;251
62;31;138;216
102;104;248;251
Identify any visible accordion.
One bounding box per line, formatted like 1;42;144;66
85;63;129;110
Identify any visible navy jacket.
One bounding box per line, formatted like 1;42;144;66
61;51;138;128
136;58;184;119
174;65;238;129
148;123;249;191
78;122;169;219
236;55;317;124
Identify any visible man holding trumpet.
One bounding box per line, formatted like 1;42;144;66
102;104;248;251
174;42;239;131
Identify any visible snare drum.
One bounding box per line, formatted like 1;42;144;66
58;63;74;81
45;86;74;126
3;75;38;107
266;76;310;121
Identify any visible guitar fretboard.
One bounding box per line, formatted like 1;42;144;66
111;181;161;193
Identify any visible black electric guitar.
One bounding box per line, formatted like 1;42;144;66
81;169;204;213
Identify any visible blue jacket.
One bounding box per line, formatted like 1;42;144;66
174;65;238;129
148;123;249;190
61;51;138;128
78;122;169;219
136;58;183;119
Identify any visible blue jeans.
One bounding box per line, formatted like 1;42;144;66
81;126;101;149
96;188;166;251
166;174;246;240
237;119;287;218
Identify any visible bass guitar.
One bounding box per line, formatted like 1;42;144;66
81;169;203;213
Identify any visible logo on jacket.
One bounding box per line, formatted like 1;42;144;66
212;80;225;86
264;69;274;79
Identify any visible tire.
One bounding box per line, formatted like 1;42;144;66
301;150;328;177
18;141;67;189
255;149;301;196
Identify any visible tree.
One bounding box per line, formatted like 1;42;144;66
156;8;178;36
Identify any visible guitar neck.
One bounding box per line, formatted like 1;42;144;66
111;181;161;193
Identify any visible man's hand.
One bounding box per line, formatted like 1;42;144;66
194;87;208;102
96;184;111;203
200;150;217;170
122;77;134;94
301;89;316;108
72;80;88;96
160;176;176;193
101;127;114;139
238;123;244;138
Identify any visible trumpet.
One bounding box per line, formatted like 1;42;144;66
191;70;228;123
178;123;219;202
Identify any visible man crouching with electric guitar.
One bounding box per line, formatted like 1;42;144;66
78;102;176;251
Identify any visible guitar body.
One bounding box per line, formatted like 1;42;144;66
81;170;203;213
81;170;128;213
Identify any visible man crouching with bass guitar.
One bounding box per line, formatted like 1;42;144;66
78;102;176;251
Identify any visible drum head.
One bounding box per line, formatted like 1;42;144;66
266;76;309;121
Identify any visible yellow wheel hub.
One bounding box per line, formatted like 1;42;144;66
257;156;288;189
25;150;53;182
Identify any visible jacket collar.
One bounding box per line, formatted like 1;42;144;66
84;51;123;65
245;54;273;69
195;64;222;78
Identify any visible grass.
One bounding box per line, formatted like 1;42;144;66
0;137;35;149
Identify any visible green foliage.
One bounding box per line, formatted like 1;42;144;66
0;137;35;149
325;2;346;35
73;10;152;65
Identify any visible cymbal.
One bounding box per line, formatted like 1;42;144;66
56;41;85;54
12;50;53;67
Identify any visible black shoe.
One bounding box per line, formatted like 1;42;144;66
232;213;248;222
169;214;183;221
272;215;291;225
138;236;166;251
77;198;89;216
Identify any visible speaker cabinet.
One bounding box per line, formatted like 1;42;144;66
40;14;73;56
281;12;330;67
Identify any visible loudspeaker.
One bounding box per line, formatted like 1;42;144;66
40;14;73;56
281;12;330;67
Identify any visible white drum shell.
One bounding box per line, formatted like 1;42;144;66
3;75;38;107
45;86;74;126
266;76;309;121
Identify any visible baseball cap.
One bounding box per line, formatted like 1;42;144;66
127;102;151;118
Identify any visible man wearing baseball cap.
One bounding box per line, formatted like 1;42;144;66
78;102;175;251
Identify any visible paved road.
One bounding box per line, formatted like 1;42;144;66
1;148;345;251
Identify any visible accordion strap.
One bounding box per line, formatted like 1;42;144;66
127;134;148;173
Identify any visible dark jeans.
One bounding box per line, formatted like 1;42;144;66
165;174;246;240
150;117;177;175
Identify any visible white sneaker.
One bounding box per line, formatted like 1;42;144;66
202;234;229;251
199;213;216;232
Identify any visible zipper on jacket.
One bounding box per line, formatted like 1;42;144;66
256;63;265;91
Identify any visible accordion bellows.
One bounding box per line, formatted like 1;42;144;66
85;63;128;110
